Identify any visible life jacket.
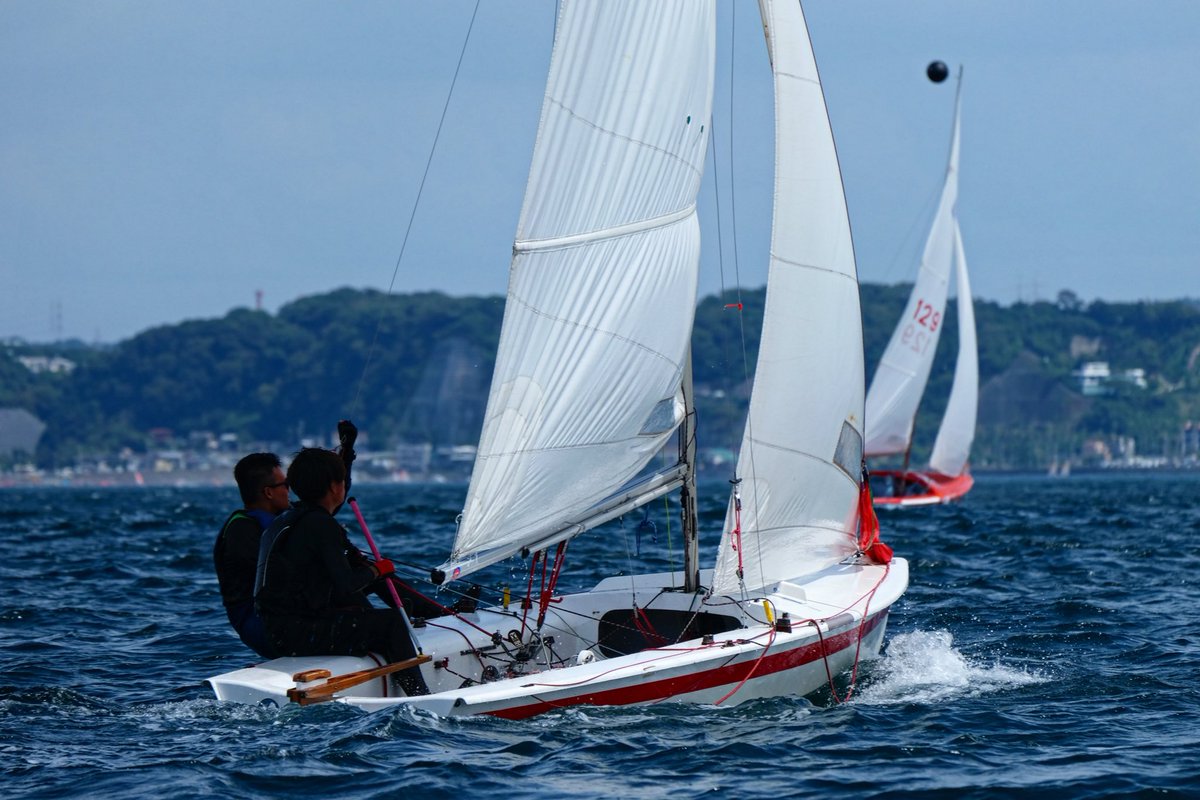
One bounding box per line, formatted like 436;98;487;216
213;510;261;608
253;504;317;616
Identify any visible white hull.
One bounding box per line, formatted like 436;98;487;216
208;559;907;718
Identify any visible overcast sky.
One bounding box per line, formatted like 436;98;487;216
2;1;1197;343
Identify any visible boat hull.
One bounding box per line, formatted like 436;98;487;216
870;469;973;507
207;560;908;718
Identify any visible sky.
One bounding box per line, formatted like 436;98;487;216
2;0;1197;344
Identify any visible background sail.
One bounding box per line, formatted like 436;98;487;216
928;221;977;476
863;84;962;459
446;1;716;579
711;0;863;597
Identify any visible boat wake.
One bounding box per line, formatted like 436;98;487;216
854;630;1046;706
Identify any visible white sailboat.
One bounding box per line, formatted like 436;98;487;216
865;72;977;507
208;0;907;718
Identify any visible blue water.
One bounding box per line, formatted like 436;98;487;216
2;474;1198;798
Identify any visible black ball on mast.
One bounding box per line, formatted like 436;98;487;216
926;60;950;83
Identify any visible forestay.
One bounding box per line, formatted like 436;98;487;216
711;0;863;597
863;81;963;459
928;221;977;476
443;1;716;582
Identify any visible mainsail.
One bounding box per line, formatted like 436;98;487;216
711;0;864;597
928;221;977;476
442;1;716;581
863;80;963;459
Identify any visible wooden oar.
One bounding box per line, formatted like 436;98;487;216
287;654;432;706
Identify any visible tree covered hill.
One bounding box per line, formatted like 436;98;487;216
4;285;1199;470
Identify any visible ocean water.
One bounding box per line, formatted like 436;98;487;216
2;473;1198;798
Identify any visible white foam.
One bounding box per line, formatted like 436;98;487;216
853;630;1047;706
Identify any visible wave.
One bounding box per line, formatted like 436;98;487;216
853;630;1048;706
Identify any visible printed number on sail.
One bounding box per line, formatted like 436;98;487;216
912;299;941;331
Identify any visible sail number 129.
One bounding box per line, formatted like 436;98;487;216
900;298;940;355
912;298;941;331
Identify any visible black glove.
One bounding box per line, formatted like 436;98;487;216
337;419;358;464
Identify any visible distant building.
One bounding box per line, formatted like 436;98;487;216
17;355;76;374
1075;362;1111;396
1073;361;1148;395
0;408;46;458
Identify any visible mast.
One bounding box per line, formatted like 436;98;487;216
680;348;700;593
863;62;961;464
898;71;962;469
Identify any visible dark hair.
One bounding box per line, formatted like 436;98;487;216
233;452;282;507
287;447;346;504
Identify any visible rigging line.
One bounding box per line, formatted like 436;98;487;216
881;181;941;284
721;1;753;413
729;3;771;595
726;0;744;300
708;115;728;294
349;0;483;416
618;515;639;607
421;619;487;668
663;493;675;581
707;6;753;449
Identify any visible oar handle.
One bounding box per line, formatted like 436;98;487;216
287;654;432;705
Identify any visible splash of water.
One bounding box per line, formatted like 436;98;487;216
854;630;1047;706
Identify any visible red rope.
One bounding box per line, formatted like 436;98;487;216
730;482;745;580
536;542;567;630
814;561;890;704
713;624;776;705
518;550;541;636
632;606;670;646
714;560;892;707
386;576;495;638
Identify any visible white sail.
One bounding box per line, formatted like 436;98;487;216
928;221;977;476
443;1;716;581
863;82;963;459
711;0;863;597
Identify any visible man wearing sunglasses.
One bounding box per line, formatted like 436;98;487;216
214;451;293;658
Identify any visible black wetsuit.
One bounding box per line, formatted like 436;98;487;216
213;509;276;658
254;502;429;696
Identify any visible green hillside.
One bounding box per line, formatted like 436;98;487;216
4;285;1199;471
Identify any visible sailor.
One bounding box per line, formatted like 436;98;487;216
215;421;359;658
213;451;292;658
254;446;430;696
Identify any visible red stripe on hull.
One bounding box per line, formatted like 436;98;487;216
486;609;890;720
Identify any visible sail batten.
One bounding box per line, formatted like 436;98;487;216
769;253;862;279
515;204;697;253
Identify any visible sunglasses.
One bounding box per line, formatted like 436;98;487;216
265;480;289;490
